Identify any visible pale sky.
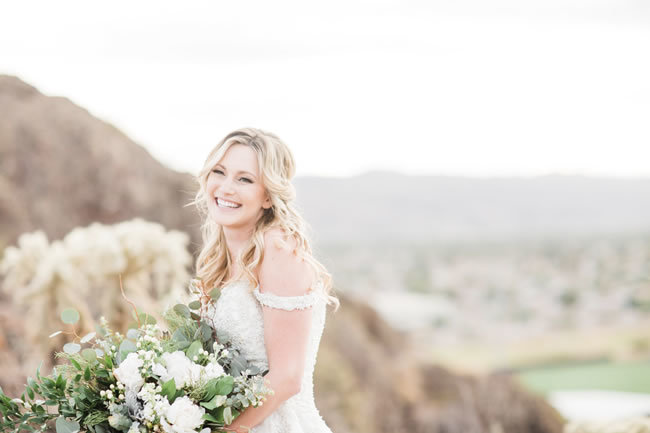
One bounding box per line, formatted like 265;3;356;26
1;0;649;177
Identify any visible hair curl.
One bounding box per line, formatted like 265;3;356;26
189;127;338;308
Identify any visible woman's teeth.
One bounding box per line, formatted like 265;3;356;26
216;198;241;208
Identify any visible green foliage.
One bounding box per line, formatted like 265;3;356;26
61;309;80;325
1;278;271;433
56;417;81;433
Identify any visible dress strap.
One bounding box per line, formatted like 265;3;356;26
253;281;324;311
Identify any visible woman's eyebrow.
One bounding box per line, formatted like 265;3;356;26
215;163;256;178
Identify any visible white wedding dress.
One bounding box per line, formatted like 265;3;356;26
206;278;333;433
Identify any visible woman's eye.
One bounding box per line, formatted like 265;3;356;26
239;177;253;183
212;169;224;175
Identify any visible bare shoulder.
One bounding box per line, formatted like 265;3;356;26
259;227;315;297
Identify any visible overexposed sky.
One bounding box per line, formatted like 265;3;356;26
1;0;649;177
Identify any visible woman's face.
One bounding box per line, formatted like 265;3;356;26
206;143;271;231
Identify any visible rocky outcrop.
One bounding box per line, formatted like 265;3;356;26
0;75;201;249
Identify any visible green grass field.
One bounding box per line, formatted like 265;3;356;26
514;360;650;395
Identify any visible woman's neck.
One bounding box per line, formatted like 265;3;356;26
222;225;254;265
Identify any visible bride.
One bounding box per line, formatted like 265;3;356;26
191;128;339;433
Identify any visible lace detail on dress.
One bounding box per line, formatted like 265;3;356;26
253;287;319;311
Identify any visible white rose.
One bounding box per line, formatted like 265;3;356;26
113;352;144;390
202;362;224;381
151;362;168;378
160;351;201;388
162;396;205;433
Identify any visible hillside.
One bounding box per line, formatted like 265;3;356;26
0;75;201;249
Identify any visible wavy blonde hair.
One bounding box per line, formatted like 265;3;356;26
191;127;338;308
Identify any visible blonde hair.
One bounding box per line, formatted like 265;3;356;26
190;127;338;308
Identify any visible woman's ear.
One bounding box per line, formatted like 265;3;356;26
263;193;272;209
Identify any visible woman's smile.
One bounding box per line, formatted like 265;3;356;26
215;196;242;209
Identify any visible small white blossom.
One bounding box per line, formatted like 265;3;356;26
161;396;205;433
202;362;225;381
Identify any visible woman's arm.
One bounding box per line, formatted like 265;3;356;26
225;231;314;433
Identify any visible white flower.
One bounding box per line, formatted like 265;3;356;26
202;362;225;381
127;421;140;433
151;362;168;378
113;352;144;390
159;351;201;388
161;396;205;433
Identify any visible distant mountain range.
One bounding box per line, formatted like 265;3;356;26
1;73;649;249
294;172;650;244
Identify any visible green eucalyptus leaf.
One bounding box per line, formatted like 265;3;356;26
81;348;97;362
172;329;188;343
118;340;137;357
126;329;140;340
173;304;191;318
199;323;212;342
80;332;96;344
186;341;203;360
138;312;157;325
200;394;227;410
209;288;220;300
56;416;80;433
63;343;81;354
214;376;234;395
83;367;91;381
188;300;201;310
61;309;80;325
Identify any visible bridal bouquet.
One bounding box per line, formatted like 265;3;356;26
0;279;271;433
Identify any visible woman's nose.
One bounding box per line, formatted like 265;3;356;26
218;177;236;194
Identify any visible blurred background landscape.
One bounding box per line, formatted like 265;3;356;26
1;74;649;433
1;0;650;432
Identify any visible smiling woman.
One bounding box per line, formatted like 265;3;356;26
206;144;272;231
190;128;338;433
